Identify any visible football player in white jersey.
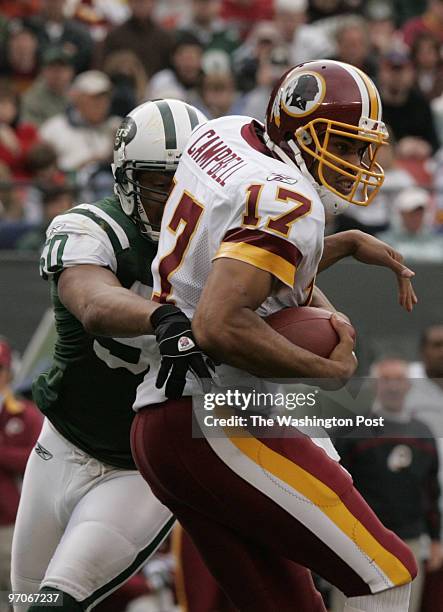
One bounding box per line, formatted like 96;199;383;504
10;100;211;612
131;62;418;612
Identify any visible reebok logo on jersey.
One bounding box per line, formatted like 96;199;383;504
178;336;195;352
35;442;53;461
47;223;66;238
267;173;298;185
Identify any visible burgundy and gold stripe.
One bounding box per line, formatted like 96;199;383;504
214;228;302;287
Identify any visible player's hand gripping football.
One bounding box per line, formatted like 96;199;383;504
352;234;418;312
151;304;214;400
327;315;358;382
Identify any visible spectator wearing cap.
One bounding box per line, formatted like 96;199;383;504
274;0;308;50
16;185;74;251
21;46;75;127
196;51;244;118
148;33;204;102
39;70;120;174
402;0;443;47
101;0;173;79
23;0;94;73
379;47;440;153
377;187;443;262
0;338;42;607
177;0;240;57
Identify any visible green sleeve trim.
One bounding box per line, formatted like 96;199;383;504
69;209;124;254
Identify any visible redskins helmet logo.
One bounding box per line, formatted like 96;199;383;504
271;71;326;126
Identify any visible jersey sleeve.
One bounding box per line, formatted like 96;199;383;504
39;204;124;279
213;181;316;288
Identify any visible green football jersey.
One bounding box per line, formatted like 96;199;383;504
33;196;158;469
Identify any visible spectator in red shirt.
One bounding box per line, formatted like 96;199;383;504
0;0;41;20
0;88;39;180
220;0;274;38
403;0;443;47
0;338;42;604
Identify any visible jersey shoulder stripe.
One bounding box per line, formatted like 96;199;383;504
68;207;123;254
72;200;132;249
88;197;142;245
214;228;302;287
63;196;144;250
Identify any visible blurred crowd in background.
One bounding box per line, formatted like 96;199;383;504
1;0;443;257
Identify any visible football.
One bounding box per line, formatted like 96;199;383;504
264;306;356;358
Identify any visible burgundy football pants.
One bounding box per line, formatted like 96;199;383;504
131;399;416;612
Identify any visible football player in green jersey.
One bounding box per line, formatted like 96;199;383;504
11;100;209;611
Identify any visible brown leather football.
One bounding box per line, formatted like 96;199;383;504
264;306;356;358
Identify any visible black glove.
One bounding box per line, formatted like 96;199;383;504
151;304;214;400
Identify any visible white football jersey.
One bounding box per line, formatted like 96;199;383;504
134;116;325;408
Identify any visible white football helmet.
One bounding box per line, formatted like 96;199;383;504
112;99;207;239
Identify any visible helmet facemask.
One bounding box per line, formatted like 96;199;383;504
293;116;389;207
113;160;176;241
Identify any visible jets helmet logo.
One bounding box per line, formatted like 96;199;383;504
271;71;326;126
178;336;195;352
114;116;137;151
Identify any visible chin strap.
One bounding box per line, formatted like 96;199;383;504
263;131;350;216
135;199;160;241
